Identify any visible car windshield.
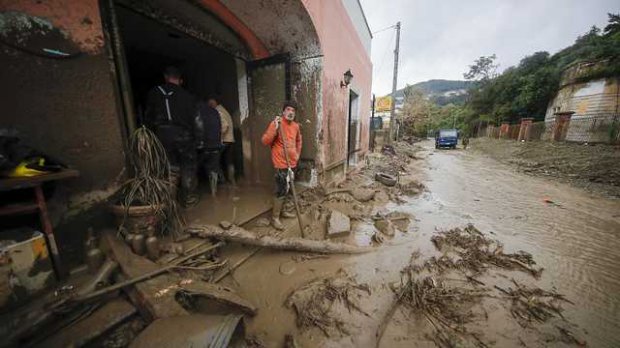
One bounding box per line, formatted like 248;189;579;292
439;130;457;137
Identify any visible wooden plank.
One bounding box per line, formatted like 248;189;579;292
179;281;257;315
0;203;39;216
101;231;188;319
35;299;136;348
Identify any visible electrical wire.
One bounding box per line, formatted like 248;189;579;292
374;28;395;78
372;24;397;35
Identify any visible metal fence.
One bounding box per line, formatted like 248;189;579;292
479;113;619;144
564;114;619;143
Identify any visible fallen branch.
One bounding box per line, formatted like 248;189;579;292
186;225;374;254
64;241;224;305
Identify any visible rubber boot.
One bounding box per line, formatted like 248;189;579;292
209;172;218;197
271;197;285;230
227;165;236;187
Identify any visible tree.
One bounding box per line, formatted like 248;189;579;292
463;54;499;82
604;13;620;36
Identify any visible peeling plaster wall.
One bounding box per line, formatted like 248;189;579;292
302;0;372;183
1;0;105;54
1;2;126;263
221;0;320;60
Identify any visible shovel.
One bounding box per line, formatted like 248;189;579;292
276;118;306;238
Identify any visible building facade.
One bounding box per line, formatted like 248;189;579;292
1;0;372;228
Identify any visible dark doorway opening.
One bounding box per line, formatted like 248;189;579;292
114;4;244;182
347;90;361;166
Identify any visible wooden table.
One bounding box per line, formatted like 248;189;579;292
0;169;79;277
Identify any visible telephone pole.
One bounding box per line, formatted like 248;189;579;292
388;21;401;144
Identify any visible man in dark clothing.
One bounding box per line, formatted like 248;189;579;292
195;100;222;197
144;66;199;207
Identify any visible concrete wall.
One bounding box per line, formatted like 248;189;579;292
0;2;126;218
302;0;373;182
545;78;619;120
544;61;619;143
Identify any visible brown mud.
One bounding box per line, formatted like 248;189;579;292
217;139;619;347
470;138;620;199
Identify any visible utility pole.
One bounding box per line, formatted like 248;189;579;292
388;21;401;144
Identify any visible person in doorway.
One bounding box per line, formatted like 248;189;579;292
261;100;302;230
195;99;222;197
207;95;236;186
144;66;199;207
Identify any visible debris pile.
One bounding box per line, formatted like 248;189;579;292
430;224;543;278
286;275;371;337
495;279;574;327
377;225;585;348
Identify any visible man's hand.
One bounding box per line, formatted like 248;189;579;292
274;116;282;129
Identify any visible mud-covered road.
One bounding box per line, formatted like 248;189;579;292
409;140;620;347
229;140;620;347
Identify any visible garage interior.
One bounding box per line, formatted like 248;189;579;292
115;4;244;180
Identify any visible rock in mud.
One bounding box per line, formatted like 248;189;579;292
374;219;395;237
373;190;390;203
327;210;351;238
254;218;271;227
219;221;233;230
351;188;376;202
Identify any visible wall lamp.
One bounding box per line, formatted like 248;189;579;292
340;69;353;88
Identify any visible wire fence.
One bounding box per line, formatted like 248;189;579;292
478;113;619;144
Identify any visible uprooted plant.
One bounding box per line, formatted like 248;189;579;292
495;279;574;328
285;275;371;337
395;265;489;347
377;225;583;348
115;126;184;236
430;224;543;278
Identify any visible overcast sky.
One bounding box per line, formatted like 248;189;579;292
359;0;620;96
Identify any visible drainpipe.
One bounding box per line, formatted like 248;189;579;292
104;0;137;135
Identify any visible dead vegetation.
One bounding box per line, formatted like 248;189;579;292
377;225;585;348
430;224;543;278
495;279;574;327
285;275;371;337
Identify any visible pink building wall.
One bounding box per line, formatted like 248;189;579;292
303;0;373;171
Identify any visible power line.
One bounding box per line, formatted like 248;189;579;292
374;28;395;78
372;24;397;35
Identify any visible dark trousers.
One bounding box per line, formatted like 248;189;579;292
155;125;197;199
275;167;296;198
200;148;221;175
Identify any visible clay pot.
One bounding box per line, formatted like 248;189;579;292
110;204;162;235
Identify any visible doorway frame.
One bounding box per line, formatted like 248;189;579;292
346;88;362;166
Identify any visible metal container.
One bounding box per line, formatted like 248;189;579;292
131;234;146;256
145;235;160;261
85;247;104;273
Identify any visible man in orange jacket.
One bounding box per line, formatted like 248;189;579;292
261;100;302;230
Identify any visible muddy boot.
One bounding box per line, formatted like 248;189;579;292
227;165;236;187
271;197;285;230
209;172;218;197
281;199;297;219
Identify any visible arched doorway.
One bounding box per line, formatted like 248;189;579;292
103;0;322;220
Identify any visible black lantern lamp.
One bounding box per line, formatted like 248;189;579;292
341;69;354;88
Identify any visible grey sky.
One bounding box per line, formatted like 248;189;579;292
359;0;620;96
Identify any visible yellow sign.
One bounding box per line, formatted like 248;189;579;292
375;96;392;113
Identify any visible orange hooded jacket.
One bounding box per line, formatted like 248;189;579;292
261;119;302;169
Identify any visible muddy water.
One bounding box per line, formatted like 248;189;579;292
409;140;620;347
224;140;620;347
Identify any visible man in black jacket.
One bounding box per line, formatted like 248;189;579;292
144;66;199;207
